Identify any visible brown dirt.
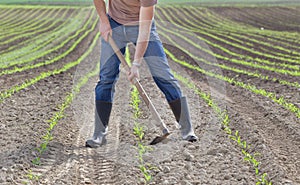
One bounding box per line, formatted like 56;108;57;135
0;4;300;185
0;8;95;92
208;6;300;32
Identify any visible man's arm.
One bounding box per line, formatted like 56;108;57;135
128;6;155;82
134;6;155;64
93;0;111;41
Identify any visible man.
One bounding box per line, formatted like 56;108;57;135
86;0;198;148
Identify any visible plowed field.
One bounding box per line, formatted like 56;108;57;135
0;3;299;185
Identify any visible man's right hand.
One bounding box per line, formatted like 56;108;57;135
99;19;112;42
93;0;111;42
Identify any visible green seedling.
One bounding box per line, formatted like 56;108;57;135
173;71;272;184
26;170;40;181
133;123;145;141
0;14;98;76
24;33;101;182
256;173;273;185
165;48;300;119
130;83;155;183
32;157;41;166
139;165;152;182
0;32;100;104
1;8;83;61
156;14;300;91
158;9;300;72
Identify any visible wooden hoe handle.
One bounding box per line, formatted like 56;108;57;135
107;35;169;134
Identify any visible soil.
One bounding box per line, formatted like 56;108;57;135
208;6;300;32
0;4;300;185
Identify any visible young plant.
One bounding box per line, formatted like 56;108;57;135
129;70;154;183
0;32;100;103
164;48;300;119
24;33;101;182
26;170;40;181
173;71;272;184
32;157;41;166
133;122;153;183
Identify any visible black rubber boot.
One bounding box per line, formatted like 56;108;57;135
169;96;198;142
86;100;112;148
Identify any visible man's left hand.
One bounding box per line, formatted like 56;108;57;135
128;64;140;83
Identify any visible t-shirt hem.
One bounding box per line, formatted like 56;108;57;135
108;13;140;25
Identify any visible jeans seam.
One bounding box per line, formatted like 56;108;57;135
123;26;130;43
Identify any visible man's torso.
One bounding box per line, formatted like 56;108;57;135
108;0;157;25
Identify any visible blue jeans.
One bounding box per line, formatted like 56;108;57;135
95;15;182;103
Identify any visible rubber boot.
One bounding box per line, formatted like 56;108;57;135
85;101;112;148
169;96;198;142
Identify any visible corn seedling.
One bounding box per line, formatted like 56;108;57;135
127;48;154;183
32;157;41;166
24;33;100;183
0;12;97;73
158;24;300;77
1;8;87;56
26;170;40;181
133;122;154;183
156;21;300;90
159;7;300;67
165;49;300;119
0;32;100;103
173;71;272;184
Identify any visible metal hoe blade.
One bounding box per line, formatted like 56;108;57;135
149;133;170;145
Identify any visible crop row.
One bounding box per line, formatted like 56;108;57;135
172;70;272;184
0;8;71;66
24;33;100;183
155;20;300;91
156;28;300;118
155;13;300;119
0;10;76;62
188;6;300;58
187;6;300;52
0;8;89;57
160;5;300;59
125;46;155;183
0;8;15;21
162;27;299;77
0;8;33;26
200;8;299;56
164;47;300;118
157;6;300;84
0;8;47;33
158;6;300;69
0;32;100;104
156;9;300;77
0;8;61;39
0;10;97;76
220;7;300;31
0;8;71;48
197;6;300;42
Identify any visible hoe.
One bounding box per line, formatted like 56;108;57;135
108;35;170;145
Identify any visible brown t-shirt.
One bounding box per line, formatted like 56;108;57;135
108;0;157;25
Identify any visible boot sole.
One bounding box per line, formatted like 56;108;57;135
85;139;107;148
185;135;198;142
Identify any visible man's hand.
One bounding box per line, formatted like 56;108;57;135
99;20;112;42
128;6;154;83
93;0;111;42
134;6;154;64
128;63;140;83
